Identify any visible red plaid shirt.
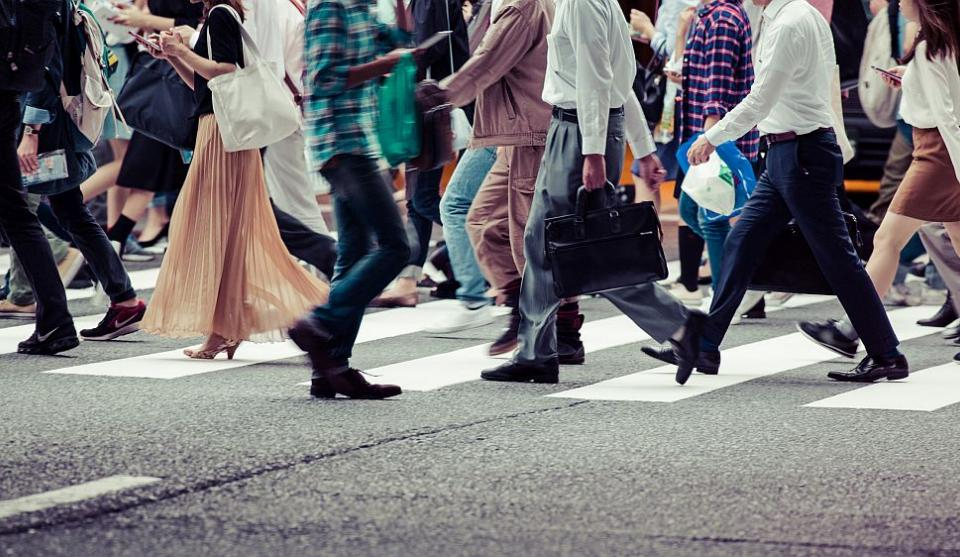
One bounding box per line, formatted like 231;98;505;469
679;0;759;160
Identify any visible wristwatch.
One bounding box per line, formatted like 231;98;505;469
23;125;41;136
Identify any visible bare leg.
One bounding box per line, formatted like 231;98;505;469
864;211;925;298
138;204;169;242
120;189;155;223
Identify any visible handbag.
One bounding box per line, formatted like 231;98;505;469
116;54;197;150
632;46;667;129
749;212;865;295
544;184;668;298
206;4;300;152
378;52;421;167
676;134;758;222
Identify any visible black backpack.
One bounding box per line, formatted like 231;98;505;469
0;0;64;92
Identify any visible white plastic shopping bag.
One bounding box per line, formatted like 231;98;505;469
451;107;472;152
681;152;736;216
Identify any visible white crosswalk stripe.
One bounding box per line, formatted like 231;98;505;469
806;363;960;411
549;306;935;404
340;293;832;392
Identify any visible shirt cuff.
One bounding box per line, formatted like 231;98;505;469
581;135;607;156
23;107;53;126
703;102;727;119
704;125;728;148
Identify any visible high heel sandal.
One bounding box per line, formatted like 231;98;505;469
184;339;241;360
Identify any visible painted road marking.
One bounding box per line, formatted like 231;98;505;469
806;363;960;411
0;475;160;520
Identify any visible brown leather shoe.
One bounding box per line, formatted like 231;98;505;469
489;306;520;356
328;368;402;399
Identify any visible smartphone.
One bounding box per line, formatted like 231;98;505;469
129;31;161;50
871;65;902;82
417;30;453;51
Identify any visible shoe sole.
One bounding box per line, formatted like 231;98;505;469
18;336;80;355
795;324;858;359
481;374;559;384
423;317;495;335
81;323;140;341
0;312;37;320
828;371;909;383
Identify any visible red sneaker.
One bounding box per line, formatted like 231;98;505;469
80;300;147;341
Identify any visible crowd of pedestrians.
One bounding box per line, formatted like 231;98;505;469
2;0;959;398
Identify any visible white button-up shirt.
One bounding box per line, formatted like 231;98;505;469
704;0;836;147
900;41;960;182
542;0;656;158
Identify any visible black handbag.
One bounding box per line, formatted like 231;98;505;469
117;54;198;151
632;48;667;130
749;212;865;295
545;185;669;298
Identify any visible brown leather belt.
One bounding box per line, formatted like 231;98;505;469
764;127;834;146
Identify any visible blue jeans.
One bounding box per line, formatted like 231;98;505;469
439;147;497;305
312;155;411;365
702;130;900;358
400;166;443;278
678;192;730;293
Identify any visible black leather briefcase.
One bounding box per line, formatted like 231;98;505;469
749;212;864;295
545;185;668;298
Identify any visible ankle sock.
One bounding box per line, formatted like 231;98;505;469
108;215;136;246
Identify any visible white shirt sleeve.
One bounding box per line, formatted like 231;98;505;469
570;0;614;155
920;54;960;183
704;23;795;147
284;17;307;90
624;90;657;158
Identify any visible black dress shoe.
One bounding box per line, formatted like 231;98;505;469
918;295;957;327
310;377;335;399
827;354;909;382
558;340;585;365
796;320;859;358
481;359;559;383
327;368;402;399
742;297;766;319
670;310;707;385
17;324;80;355
640;345;721;375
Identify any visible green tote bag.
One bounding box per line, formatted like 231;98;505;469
377;53;420;167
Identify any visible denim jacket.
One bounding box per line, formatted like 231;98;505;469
22;0;96;196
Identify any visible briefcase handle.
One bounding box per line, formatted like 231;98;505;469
573;183;664;241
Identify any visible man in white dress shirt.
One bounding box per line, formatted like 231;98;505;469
673;0;908;385
481;0;691;384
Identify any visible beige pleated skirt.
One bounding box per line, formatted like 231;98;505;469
141;115;329;342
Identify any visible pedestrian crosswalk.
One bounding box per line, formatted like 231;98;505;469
3;257;960;412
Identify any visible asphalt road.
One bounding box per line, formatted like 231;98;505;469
2;244;960;557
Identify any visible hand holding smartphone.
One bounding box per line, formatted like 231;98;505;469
871;65;904;90
129;31;161;50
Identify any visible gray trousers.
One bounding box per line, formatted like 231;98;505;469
516;110;688;364
919;223;960;313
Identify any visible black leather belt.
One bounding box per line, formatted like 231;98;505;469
552;106;624;124
764;127;834;147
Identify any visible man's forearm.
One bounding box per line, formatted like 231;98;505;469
346;56;399;88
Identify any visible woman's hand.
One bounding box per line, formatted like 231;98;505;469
882;66;906;90
159;31;189;59
17;132;40;174
108;3;151;29
630;9;655;41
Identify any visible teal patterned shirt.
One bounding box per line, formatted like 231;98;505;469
304;0;407;169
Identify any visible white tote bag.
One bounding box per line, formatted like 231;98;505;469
206;5;300;152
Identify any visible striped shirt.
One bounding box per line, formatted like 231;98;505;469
678;0;759;160
303;0;406;169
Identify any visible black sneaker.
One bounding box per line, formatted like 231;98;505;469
80;300;147;341
18;324;80;355
481;359;559;384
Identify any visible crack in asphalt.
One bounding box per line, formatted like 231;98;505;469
0;400;590;537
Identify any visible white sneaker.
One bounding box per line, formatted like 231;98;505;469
666;282;703;307
424;304;494;334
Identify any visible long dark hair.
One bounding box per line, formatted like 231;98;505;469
903;0;960;72
203;0;246;21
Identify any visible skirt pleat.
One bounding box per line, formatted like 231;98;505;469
141;115;329;342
